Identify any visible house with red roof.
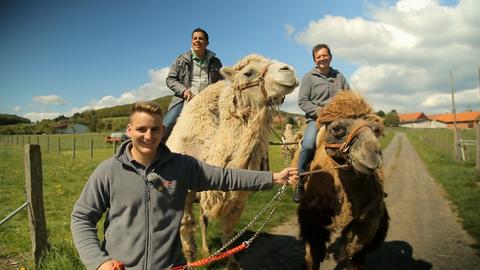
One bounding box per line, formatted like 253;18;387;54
398;112;447;128
398;111;480;129
428;111;480;129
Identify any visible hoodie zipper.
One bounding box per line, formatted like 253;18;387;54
144;176;151;270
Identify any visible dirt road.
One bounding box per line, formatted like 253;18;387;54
237;132;480;269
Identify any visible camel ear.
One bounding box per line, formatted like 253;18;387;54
221;66;235;82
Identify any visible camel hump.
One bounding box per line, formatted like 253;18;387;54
318;90;374;125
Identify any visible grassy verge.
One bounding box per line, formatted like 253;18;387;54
0;144;111;270
402;128;480;249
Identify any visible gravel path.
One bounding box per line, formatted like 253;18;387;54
237;132;480;270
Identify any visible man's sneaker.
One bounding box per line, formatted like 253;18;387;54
293;185;303;203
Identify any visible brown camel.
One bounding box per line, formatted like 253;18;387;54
296;91;389;270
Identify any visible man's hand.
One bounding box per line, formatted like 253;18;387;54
273;167;298;186
183;89;194;101
98;259;124;270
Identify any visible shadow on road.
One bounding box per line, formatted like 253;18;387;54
236;231;305;270
233;232;432;270
366;240;432;270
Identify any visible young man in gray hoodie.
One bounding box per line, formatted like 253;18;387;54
71;101;298;270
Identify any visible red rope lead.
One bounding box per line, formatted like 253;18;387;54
170;242;249;270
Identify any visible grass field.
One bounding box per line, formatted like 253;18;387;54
0;128;394;270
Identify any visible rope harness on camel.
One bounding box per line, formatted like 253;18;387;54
234;63;272;100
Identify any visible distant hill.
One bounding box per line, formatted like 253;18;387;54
91;95;301;120
93;96;172;118
0;114;31;125
0;95;303;135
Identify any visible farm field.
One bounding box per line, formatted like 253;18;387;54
0;128;439;270
0;129;303;270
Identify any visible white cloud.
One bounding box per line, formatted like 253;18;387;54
283;24;295;40
75;67;171;112
23;112;62;122
350;64;433;94
280;85;302;115
21;67;172;121
422;88;480;110
33;95;67;105
292;0;480;114
13;106;21;113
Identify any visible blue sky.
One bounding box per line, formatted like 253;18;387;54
1;0;478;122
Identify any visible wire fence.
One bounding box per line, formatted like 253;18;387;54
0;134;123;159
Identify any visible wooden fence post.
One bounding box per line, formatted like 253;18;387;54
73;138;76;159
476;125;480;171
24;144;48;268
453;128;461;161
90;139;94;160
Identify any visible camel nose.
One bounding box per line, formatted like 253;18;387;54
278;65;292;72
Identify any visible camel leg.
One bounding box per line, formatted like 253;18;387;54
180;191;198;262
304;243;322;270
349;207;390;270
199;207;210;255
368;207;389;251
304;243;314;270
220;198;248;270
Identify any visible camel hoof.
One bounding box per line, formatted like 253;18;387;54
226;260;242;270
183;250;196;263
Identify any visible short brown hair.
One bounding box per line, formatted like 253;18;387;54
312;43;332;60
192;27;209;41
129;101;163;122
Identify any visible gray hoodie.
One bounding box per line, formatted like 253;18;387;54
298;67;350;122
71;141;273;270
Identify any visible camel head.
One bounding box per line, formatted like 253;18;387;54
318;91;384;175
221;54;298;108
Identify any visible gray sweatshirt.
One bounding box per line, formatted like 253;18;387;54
298;67;350;122
71;141;273;270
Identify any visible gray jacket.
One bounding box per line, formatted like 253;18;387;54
298;67;350;122
71;141;273;270
166;50;223;110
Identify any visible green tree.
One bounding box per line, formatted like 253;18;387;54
34;119;54;134
54;115;68;122
95;120;106;132
384;110;399;127
0;114;31;125
376;110;386;117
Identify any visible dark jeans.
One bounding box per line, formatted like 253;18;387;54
162;102;184;142
297;121;319;174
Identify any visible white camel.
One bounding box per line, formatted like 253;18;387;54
166;54;298;269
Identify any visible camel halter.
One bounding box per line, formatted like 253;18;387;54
324;123;371;154
323;123;372;167
234;63;272;100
